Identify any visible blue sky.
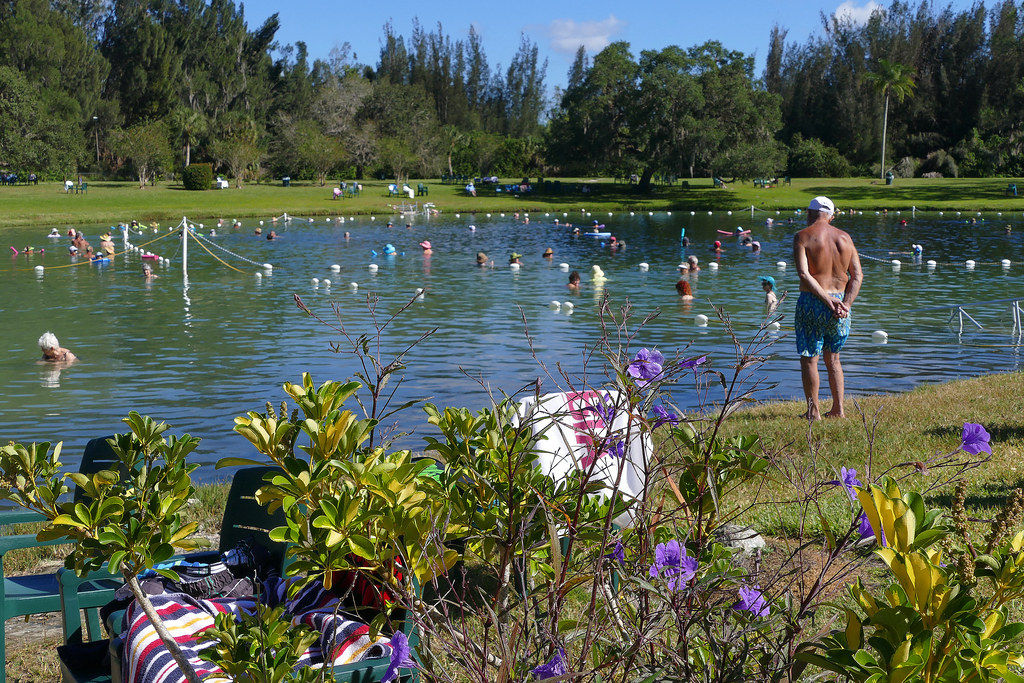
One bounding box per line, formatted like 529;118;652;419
240;0;977;86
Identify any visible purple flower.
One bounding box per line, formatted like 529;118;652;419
603;540;625;565
381;631;416;683
960;423;992;455
680;355;708;370
732;585;769;617
857;511;887;546
830;466;861;501
649;539;698;591
532;647;567;680
651;405;679;428
608;440;625;459
584;396;616;424
627;348;664;386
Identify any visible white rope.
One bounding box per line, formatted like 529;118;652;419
188;228;267;268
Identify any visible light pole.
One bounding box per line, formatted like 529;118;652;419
92;116;99;165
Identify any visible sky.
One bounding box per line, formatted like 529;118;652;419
238;0;978;87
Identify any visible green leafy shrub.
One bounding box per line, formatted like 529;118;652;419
182;163;213;191
787;134;852;177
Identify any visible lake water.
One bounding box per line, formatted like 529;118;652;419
2;208;1022;481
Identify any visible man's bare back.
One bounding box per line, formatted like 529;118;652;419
794;215;862;306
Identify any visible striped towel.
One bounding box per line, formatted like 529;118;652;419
123;577;392;683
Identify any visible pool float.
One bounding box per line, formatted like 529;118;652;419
141;254;159;260
90;257;110;264
584;231;611;237
717;229;751;236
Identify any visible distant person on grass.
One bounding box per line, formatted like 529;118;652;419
793;196;863;420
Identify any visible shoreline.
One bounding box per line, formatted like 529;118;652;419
1;176;1023;228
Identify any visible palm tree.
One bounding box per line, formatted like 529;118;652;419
168;107;208;168
865;59;916;179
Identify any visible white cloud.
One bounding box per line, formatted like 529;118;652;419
544;15;626;56
834;1;884;26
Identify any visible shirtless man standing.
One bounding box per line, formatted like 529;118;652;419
793;196;863;419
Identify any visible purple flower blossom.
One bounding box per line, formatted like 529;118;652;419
584;396;616;424
831;466;861;501
857;511;887;546
532;647;568;680
680;355;708;370
960;423;992;455
732;585;769;617
651;405;679;429
649;539;698;591
603;540;625;565
381;631;416;683
627;348;664;386
608;440;625;459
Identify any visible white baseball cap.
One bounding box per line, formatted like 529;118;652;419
808;196;835;215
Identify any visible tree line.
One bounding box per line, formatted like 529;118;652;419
0;0;1022;189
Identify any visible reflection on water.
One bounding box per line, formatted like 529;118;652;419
0;210;1021;480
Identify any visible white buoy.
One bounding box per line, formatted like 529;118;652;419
368;264;378;272
1002;259;1012;267
956;211;961;216
500;213;505;217
330;264;341;272
311;278;319;286
371;216;375;220
259;220;264;226
510;263;520;271
455;213;460;218
768;321;781;331
649;211;654;216
563;213;568;217
727;211;732;216
938;211;943;216
776;261;787;270
486;213;491;217
966;260;976;269
608;212;613;216
690;211;695;216
322;279;331;287
630;212;635;216
262;263;273;270
255;272;262;279
927;260;937;269
872;330;889;343
559;262;570;271
470;225;476;232
707;211;713;216
34;265;44;274
708;262;719;270
545;213;550;217
416;287;425;299
695;314;709;327
349;282;358;289
638;262;649;271
549;301;561;310
309;218;314;223
562;301;574;312
891;259;902;268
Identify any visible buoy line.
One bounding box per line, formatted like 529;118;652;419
4;229;178;273
190;230;267;269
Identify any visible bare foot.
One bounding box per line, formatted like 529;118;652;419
797;410;821;421
824;410;845;418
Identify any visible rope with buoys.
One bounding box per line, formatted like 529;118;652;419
188;229;267;269
3;229;178;272
186;230;245;273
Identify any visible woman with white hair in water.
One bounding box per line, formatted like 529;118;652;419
38;332;77;362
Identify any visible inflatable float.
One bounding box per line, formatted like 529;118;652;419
141;254;159;260
583;231;611;238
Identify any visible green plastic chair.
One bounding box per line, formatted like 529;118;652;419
0;436;126;683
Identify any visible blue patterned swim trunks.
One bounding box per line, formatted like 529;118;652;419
795;292;850;357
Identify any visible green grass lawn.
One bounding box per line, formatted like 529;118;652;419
709;371;1024;537
1;176;1023;228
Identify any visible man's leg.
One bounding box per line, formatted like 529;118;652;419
800;355;821;420
823;350;845;418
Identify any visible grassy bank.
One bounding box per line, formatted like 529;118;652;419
712;371;1024;537
1;176;1023;228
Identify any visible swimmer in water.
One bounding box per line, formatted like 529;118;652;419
567;270;581;290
